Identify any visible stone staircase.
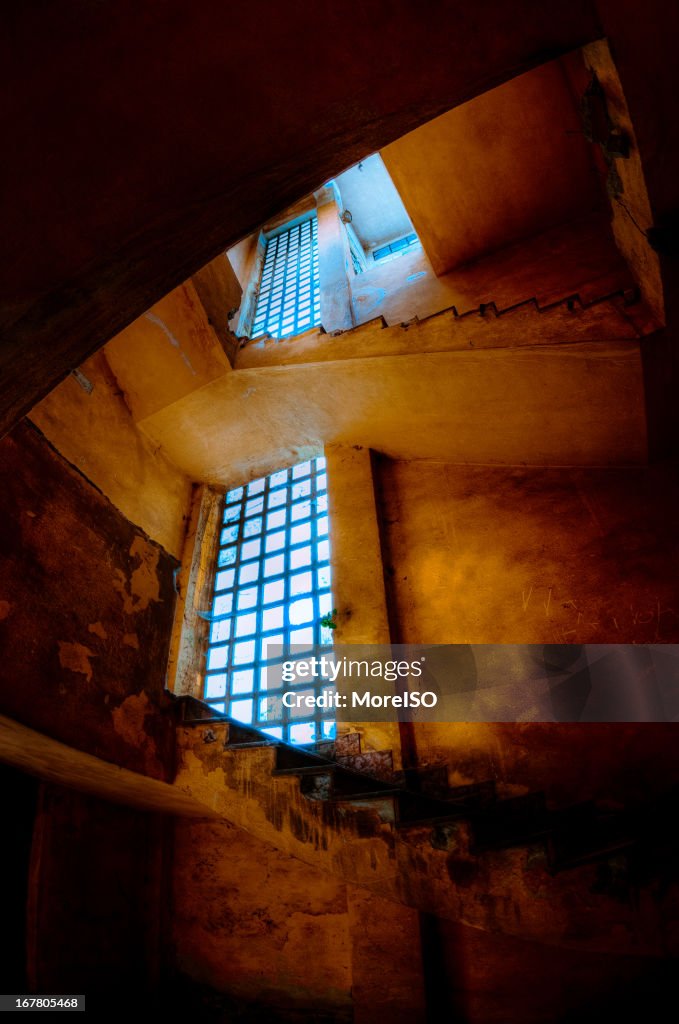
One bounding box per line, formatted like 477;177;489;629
234;285;654;370
173;697;679;957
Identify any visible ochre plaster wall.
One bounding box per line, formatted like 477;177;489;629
0;422;177;779
382;56;603;277
104;281;232;423
376;456;679;802
349;214;635;330
171;818;353;1021
139;340;646;486
29;348;191;560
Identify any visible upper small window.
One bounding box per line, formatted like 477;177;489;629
371;232;420;264
251;215;320;339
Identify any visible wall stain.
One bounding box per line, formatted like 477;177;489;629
58;641;96;683
113;536;162;614
111;692;151;748
88;621;108;640
144;311;196;374
0;599;11;621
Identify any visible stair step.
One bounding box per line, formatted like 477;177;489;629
300;733;363;758
274;744;332;772
337;749;395;782
225;740;278;749
272;764;334;777
175;694;229;723
224;720;276;746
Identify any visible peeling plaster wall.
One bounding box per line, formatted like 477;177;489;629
376;456;679;802
29;348;191;560
171;818;354;1022
0;422;177;779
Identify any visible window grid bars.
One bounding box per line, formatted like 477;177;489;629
372;231;420;264
203;457;334;745
252;216;320;340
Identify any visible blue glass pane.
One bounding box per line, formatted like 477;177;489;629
218;546;237;567
235;612;257;638
221;525;239;545
259;694;283;720
238;587;258;611
262;604;284;631
268;489;287;509
261;726;284;740
210;619;231;644
241;538;261;561
207;646;228;671
290;597;314;626
213;593;233;618
290;626;314;647
263;579;285;604
226;487;244;503
205;673;227;699
290;545;312;569
291;500;311;522
265;531;286;553
264;554;285;578
233;640;256;665
239;561;260;585
289;722;316;744
267;509;286;531
291;522;311;545
290;571;313;596
269;470;288;488
232;669;254;695
243;517;262;537
292;479;311;500
231;699;254;724
260;634;285;661
215;568;235;591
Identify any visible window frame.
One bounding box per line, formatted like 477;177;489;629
249;212;321;341
192;457;335;744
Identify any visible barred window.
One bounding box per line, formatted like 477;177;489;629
252;216;321;339
203;456;335;744
372;231;420;264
